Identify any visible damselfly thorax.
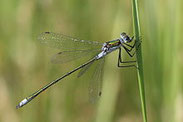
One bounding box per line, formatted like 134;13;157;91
96;32;134;59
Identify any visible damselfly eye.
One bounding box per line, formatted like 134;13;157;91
120;32;126;37
120;33;133;43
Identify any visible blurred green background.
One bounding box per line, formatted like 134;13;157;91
0;0;182;122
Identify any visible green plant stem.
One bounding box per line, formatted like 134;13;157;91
131;0;147;122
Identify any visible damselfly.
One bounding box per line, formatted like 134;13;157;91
16;32;139;109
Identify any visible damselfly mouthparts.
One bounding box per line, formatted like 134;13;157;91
16;32;139;109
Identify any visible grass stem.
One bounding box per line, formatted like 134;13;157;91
131;0;148;122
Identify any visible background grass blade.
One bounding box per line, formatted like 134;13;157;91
131;0;147;122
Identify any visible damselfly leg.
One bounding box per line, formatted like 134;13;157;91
117;47;137;68
117;38;141;68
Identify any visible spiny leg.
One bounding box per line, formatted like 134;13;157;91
118;48;136;63
123;36;136;51
123;38;141;53
122;45;136;57
121;40;141;57
118;40;142;69
117;48;137;68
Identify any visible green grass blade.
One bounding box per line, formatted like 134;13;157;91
131;0;148;122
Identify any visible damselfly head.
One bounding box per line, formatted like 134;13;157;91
120;32;133;43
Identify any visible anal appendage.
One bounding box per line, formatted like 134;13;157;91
16;98;29;109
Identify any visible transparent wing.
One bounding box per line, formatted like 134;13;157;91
38;32;103;50
88;58;105;103
51;49;100;64
77;59;94;77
